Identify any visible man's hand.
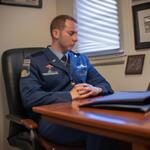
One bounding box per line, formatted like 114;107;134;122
70;85;88;100
70;83;103;100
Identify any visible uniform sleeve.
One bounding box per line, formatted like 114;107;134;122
19;58;72;109
85;56;114;95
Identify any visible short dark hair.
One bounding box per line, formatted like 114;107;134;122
50;15;77;38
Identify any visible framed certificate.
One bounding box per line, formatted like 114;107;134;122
125;54;145;75
132;2;150;49
0;0;42;8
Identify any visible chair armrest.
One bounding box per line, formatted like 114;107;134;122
21;119;38;129
6;114;38;129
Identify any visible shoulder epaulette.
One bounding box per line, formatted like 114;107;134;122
31;51;44;57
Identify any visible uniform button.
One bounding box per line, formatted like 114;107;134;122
71;82;75;86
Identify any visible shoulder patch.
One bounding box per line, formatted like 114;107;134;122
21;69;30;77
21;58;31;77
23;58;31;65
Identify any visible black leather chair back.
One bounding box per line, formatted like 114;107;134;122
2;47;44;116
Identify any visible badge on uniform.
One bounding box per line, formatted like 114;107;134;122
42;64;59;76
45;64;53;70
21;58;31;77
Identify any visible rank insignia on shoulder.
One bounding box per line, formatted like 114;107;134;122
21;69;30;77
23;58;31;67
24;58;31;64
21;58;31;77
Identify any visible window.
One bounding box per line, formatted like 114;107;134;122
75;0;121;56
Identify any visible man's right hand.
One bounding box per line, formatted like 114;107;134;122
70;85;90;100
70;83;103;100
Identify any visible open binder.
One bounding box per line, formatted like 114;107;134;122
79;91;150;112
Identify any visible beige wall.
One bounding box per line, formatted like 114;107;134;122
0;0;56;149
56;0;150;91
56;0;74;16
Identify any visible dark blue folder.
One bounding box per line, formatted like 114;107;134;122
80;91;150;112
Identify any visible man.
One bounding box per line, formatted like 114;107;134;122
20;15;115;150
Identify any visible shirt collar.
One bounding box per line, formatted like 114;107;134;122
48;46;64;60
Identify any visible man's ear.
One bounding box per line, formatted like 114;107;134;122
52;29;60;39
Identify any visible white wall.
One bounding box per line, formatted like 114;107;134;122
0;0;56;149
56;0;150;91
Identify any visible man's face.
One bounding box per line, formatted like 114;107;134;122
54;19;78;52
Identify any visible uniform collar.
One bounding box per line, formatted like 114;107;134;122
43;47;69;74
48;46;64;60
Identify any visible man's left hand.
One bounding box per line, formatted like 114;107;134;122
75;83;103;97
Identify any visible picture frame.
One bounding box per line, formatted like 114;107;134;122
125;54;145;75
132;2;150;49
0;0;42;8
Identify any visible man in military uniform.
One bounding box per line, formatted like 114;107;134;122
20;15;116;150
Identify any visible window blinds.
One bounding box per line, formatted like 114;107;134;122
75;0;120;56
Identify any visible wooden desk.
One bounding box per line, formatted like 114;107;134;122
33;102;150;150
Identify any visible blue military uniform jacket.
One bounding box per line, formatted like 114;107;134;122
20;47;113;121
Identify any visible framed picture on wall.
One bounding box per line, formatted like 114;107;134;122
132;2;150;49
0;0;42;8
125;54;145;75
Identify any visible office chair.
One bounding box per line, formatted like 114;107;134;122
147;83;150;91
2;47;84;150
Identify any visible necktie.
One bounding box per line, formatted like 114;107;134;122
61;55;70;68
61;55;67;63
